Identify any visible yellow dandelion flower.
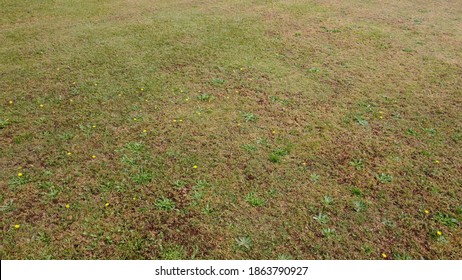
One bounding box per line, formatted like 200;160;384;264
437;231;442;236
92;125;96;128
70;99;74;103
9;100;13;104
118;93;122;97
379;116;383;119
14;224;20;229
17;172;23;177
381;253;387;259
105;202;110;207
92;155;96;159
434;160;439;164
39;104;44;108
197;112;201;115
185;98;190;101
132;197;136;201
140;88;144;91
379;111;383;114
94;83;97;86
65;204;70;209
179;119;183;122
67;152;72;156
272;130;276;134
240;68;244;71
424;209;429;215
193;165;198;169
143;129;147;133
133;118;137;121
173;119;177;122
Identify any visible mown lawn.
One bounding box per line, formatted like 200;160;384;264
1;0;461;259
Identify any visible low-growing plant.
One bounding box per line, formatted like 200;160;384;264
353;200;367;212
235;236;252;250
349;159;364;170
244;192;265;207
154;197;175;211
377;173;393;183
313;212;329;224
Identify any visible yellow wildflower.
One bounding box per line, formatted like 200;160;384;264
193;165;198;169
17;172;23;177
424;209;429;215
65;204;70;209
92;155;96;159
105;202;110;207
437;231;442;236
14;224;20;229
381;253;387;259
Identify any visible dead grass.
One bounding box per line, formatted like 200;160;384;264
1;0;461;259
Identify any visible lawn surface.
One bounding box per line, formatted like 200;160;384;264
1;0;461;259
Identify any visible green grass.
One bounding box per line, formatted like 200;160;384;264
1;0;461;260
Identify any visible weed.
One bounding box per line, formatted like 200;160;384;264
354;116;368;126
353;200;367;212
132;170;153;185
313;212;329;224
154;197;175;211
0;118;11;129
322;196;333;206
434;212;460;227
197;93;212;101
242;112;258;122
125;142;145;153
172;180;187;189
308;67;320;73
161;245;186;260
349;159;364;170
211;78;225;85
350;187;363;197
244;192;265;207
241;144;257;152
277;254;293;260
310;173;320;183
377;173;393;184
235;236;252;250
321;228;336;238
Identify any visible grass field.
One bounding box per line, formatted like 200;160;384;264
1;0;461;259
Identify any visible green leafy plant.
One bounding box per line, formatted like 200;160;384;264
235;236;252;250
244;192;265;207
242;112;258;122
313;212;329;224
353;200;367;212
377;173;393;183
349;159;364;170
154;197;175;211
